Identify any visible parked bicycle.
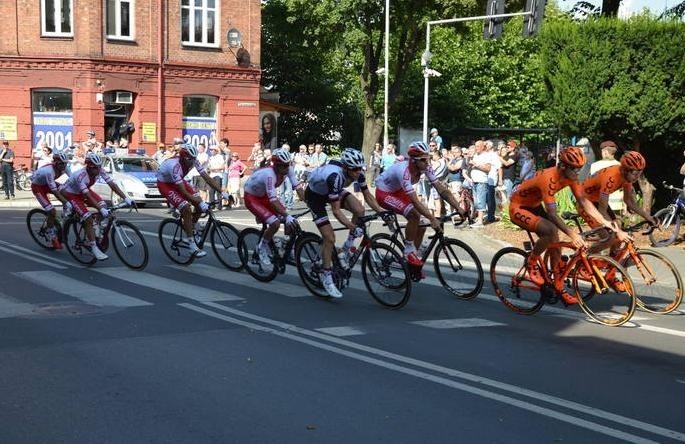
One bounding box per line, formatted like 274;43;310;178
490;216;636;326
295;211;412;309
649;181;685;247
237;209;311;282
371;212;484;300
61;202;149;269
158;201;241;269
0;163;32;192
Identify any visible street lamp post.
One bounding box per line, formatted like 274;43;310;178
383;0;390;149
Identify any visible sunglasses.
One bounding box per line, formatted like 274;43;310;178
348;167;363;172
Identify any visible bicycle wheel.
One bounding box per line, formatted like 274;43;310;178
295;233;329;298
649;207;681;247
210;221;242;271
621;249;683;314
490;247;544;314
111;220;148;270
158;218;195;265
238;228;278;282
370;232;403;256
63;219;96;265
433;238;483;300
17;174;31;191
26;208;58;249
362;242;411;309
572;255;636;326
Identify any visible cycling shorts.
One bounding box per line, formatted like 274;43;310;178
375;188;414;217
509;203;550;233
62;190;104;219
32;183;54;211
305;188;351;227
158;180;198;210
244;192;280;225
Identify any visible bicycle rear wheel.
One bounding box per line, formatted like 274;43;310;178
238;228;278;282
490;247;544;314
433;238;483;300
370;232;403;256
362;242;411;309
111;220;148;270
572;255;636;326
63;219;96;265
210;221;242;271
26;208;59;249
158;218;194;265
295;233;329;298
621;249;682;314
649;207;681;247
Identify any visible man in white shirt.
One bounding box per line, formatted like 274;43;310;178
485;140;502;224
590;140;623;212
468;140;491;227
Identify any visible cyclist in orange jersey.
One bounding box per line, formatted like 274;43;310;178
577;150;655;254
509;146;614;300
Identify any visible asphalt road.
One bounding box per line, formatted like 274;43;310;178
1;205;684;444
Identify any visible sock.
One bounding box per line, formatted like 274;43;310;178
404;241;416;256
343;234;355;251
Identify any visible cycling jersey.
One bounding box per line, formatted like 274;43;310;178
156;157;206;184
581;165;632;203
307;160;367;201
60;168;113;195
31;163;64;210
244;166;301;201
375;160;439;194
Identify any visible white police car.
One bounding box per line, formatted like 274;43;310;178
92;149;165;206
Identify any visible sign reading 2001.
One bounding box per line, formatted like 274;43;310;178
33;112;74;150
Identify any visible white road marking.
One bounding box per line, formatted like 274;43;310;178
14;271;151;307
181;301;674;444
0;292;36;318
315;326;366;337
93;267;243;302
0;239;70;269
411;318;506;329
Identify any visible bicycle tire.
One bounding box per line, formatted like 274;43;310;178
295;233;330;298
370;232;403;256
238;228;278;282
362;242;411;309
63;218;97;265
158;218;195;265
649;207;681;247
210;221;242;271
26;208;58;249
111;220;149;270
621;249;683;314
573;255;636;326
17;174;31;191
490;247;544;315
433;238;483;300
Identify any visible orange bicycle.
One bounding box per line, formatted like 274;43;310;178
490;218;637;326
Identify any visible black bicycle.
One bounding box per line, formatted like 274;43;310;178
26;207;63;250
371;212;484;300
237;210;312;282
295;211;412;309
158;201;241;269
62;202;149;269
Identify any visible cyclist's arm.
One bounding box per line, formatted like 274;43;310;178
200;170;222;194
330;199;355;231
623;188;656;225
407;191;439;225
107;180;128;201
432;181;465;216
576;194;613;230
176;181;201;205
596;193;612;220
361;188;384;213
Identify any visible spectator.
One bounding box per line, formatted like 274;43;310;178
193;143;209;201
153;143;167;164
32;141;49;170
381;143;398;173
228;153;247;207
219;138;232;206
37;145;53;168
590;140;623;212
277;143;294;210
576;137;595;181
171;137;184;155
85;129;97;146
468;140;491;227
680;148;685;185
294;144;309;184
248;142;264;170
519;148;536;182
1;140;16;199
499;140;519;199
446;146;465;211
429;148;448;216
484;140;502;224
368;142;383;183
429;128;443;150
70;144;85;173
307;143;328;169
207;145;226;209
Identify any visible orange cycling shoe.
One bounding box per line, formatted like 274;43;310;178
525;259;545;286
560;290;579;305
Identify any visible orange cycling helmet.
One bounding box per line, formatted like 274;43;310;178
558;146;586;168
620;151;646;170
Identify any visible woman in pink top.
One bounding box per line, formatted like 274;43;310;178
228;153;247;207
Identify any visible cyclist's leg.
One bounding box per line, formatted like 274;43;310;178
510;204;553;285
340;191;365;250
577;202;616;255
375;188;418;258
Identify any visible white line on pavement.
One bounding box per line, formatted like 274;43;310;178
0;240;69;269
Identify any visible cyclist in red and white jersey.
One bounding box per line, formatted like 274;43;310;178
244;149;306;266
375;141;467;270
156;143;229;258
60;152;133;260
30;151;71;249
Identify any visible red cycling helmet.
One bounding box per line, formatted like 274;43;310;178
558;146;586;168
620;151;646;170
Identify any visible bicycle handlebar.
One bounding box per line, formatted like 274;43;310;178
662;181;684;194
622;220;655;235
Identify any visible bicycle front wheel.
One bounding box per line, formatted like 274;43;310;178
238;228;278;282
573;255;636;326
433;238;483;300
63;219;96;265
211;221;242;271
295;233;329;298
111;220;148;270
649;207;681;247
622;249;683;314
362;242;411;309
490;247;544;315
158;218;194;265
27;208;59;249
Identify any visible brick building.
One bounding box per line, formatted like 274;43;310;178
0;0;262;165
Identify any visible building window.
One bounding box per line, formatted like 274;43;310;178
106;0;135;40
41;0;73;37
182;96;218;147
181;0;219;47
32;89;74;151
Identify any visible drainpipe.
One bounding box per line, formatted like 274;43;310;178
157;0;165;146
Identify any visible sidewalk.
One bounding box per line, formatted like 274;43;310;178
0;189;47;208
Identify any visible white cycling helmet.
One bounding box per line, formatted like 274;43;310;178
271;148;293;165
179;144;198;159
341;148;365;169
407;141;430;158
85;152;103;166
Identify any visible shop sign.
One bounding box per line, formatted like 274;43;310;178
33;112;73;150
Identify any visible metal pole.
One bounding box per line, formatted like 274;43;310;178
383;0;389;149
422;23;430;144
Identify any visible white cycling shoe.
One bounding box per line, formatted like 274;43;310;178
320;272;343;298
91;244;109;261
187;240;207;258
258;244;272;267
